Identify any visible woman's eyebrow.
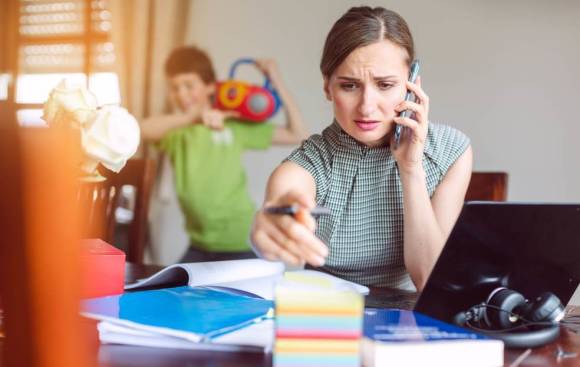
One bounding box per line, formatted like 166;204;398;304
374;75;398;81
336;75;398;81
336;76;359;81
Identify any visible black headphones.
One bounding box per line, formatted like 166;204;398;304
454;287;565;348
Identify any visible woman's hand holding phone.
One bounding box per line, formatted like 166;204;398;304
393;60;420;147
391;62;430;173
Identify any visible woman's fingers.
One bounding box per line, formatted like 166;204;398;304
255;229;303;266
300;240;327;266
275;214;328;260
405;78;430;114
393;116;427;146
393;115;419;131
253;218;295;261
252;227;278;261
258;190;328;267
261;216;305;261
406;79;429;104
395;101;426;123
253;205;328;267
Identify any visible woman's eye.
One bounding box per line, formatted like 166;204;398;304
340;82;358;91
378;82;394;90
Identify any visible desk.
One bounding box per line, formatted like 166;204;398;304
2;263;579;367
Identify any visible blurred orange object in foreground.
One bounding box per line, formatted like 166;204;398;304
0;125;94;367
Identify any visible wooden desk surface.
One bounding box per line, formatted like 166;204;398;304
2;263;579;367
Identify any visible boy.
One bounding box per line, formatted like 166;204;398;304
141;46;307;262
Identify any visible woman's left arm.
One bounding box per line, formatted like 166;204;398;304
392;76;473;290
401;146;472;291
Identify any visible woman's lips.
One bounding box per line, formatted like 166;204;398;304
354;120;380;131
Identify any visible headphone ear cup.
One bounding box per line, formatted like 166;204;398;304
485;288;526;329
526;292;564;323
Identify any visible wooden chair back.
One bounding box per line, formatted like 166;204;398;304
79;159;156;264
466;172;508;201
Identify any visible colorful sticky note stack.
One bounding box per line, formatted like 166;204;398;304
274;271;364;367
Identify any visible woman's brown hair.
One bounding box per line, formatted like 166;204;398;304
320;6;415;78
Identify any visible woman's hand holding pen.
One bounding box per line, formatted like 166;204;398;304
391;76;430;173
251;191;329;267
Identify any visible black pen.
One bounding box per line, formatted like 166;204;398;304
263;205;331;217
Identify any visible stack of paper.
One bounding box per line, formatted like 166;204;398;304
274;271;364;367
82;286;275;351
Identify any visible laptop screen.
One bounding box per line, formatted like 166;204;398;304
414;202;580;323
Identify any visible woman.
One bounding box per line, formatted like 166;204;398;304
250;6;472;291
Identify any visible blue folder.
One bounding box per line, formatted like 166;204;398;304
82;286;274;342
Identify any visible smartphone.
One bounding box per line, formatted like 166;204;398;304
394;60;420;148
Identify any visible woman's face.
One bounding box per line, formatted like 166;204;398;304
324;40;410;147
168;72;215;113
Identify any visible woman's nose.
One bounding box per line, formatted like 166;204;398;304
357;87;377;116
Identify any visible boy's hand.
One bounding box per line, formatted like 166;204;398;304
200;108;240;130
251;191;328;267
255;59;282;87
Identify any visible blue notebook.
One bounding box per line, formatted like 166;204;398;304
362;308;504;367
82;286;274;343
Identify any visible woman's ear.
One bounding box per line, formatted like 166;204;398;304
323;77;332;101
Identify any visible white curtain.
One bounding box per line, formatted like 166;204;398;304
110;0;192;265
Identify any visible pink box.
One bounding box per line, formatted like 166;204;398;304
80;239;125;299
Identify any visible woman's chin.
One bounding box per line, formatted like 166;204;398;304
352;131;388;147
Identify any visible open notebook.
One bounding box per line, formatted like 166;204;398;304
125;258;369;300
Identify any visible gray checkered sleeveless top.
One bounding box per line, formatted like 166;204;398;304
286;121;470;290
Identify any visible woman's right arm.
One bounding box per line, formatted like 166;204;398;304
251;161;328;267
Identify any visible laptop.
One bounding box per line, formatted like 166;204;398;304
413;202;580;323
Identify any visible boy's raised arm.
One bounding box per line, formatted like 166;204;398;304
255;59;309;145
140;110;199;142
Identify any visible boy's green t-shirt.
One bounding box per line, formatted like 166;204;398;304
158;120;275;252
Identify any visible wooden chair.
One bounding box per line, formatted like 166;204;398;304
79;158;156;264
465;171;508;201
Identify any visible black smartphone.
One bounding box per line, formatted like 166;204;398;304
394;60;420;148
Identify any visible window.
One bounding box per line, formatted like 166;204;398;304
0;74;9;101
14;0;120;126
